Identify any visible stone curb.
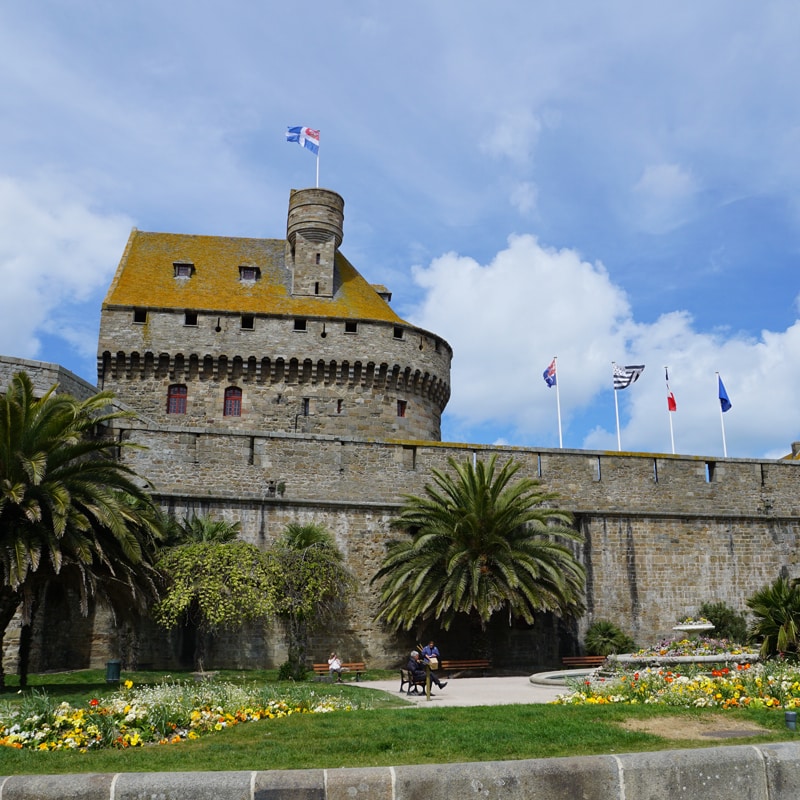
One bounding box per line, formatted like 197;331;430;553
1;742;800;799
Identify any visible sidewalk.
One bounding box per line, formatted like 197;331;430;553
353;675;565;706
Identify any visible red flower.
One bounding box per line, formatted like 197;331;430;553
90;698;99;707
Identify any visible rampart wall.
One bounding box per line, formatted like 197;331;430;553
0;355;96;401
105;421;800;668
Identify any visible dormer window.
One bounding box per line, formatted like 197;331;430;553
239;265;260;282
173;261;194;278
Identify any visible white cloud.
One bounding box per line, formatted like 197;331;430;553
0;174;132;361
408;236;800;458
409;234;632;427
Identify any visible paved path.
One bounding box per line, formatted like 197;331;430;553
353;675;565;707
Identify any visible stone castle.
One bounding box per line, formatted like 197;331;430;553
3;187;800;672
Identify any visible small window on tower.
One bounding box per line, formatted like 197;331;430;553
294;318;307;332
241;314;255;330
167;384;187;414
315;253;321;264
133;308;147;324
337;399;343;414
184;311;198;326
393;326;404;340
397;400;407;418
173;262;194;278
224;387;242;417
239;265;260;282
345;321;358;334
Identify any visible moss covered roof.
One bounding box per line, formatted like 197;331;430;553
103;230;405;324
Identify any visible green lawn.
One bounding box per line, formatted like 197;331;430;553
0;670;794;775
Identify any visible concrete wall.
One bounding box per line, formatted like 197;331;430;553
3;742;800;799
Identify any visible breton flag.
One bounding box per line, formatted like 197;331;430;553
613;364;645;390
543;358;557;388
718;376;732;412
665;368;677;412
286;126;320;155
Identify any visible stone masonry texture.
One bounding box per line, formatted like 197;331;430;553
3;186;800;673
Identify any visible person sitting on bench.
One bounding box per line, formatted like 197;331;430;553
407;650;447;690
328;652;343;682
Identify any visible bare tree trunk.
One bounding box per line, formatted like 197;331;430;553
18;620;33;689
286;615;308;680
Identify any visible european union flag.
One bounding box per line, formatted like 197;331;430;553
718;376;732;412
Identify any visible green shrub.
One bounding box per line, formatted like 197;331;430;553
696;600;748;643
583;620;636;656
277;661;307;681
747;576;800;660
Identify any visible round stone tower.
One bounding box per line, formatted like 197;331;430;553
98;187;452;441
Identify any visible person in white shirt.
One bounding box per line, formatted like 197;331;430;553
328;652;343;682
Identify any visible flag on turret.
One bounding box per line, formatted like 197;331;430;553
286;126;320;155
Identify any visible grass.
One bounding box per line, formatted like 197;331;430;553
0;670;794;775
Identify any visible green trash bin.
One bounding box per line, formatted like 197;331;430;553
105;660;122;683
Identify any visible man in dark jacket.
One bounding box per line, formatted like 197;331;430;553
407;650;447;689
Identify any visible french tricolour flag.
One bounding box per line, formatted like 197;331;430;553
286;126;320;155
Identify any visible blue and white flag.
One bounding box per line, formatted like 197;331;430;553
286;126;320;155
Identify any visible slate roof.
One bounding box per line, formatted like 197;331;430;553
103;230;405;323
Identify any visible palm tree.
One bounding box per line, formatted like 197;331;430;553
0;372;164;687
172;514;241;544
265;523;355;679
747;576;800;659
371;455;585;658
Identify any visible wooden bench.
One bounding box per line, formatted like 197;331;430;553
399;668;426;695
439;658;491;676
311;662;366;682
561;655;607;669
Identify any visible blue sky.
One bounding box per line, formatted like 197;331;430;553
1;2;799;459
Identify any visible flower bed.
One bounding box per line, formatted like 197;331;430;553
554;661;800;709
632;635;757;659
0;680;357;751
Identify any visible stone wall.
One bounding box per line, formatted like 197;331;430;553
98;310;451;440
71;421;799;670
0;355;96;400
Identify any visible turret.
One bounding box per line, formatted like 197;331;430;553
286;188;344;298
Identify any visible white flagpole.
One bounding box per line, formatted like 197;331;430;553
553;356;563;448
612;362;622;451
716;371;728;457
665;367;675;455
316;151;319;188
